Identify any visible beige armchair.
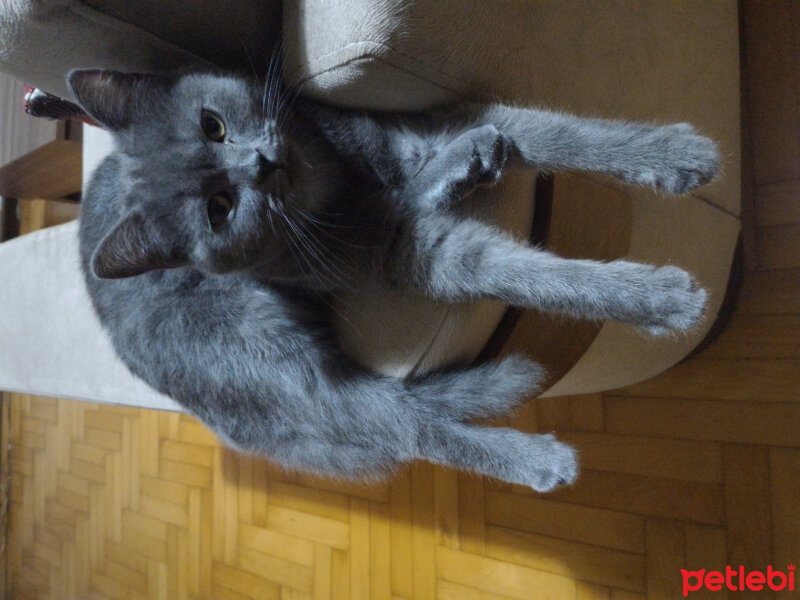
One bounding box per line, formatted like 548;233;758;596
0;0;741;409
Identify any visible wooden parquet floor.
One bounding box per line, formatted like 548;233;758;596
3;3;799;599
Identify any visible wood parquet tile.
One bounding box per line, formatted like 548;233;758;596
4;2;799;598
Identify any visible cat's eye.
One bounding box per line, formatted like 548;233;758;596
207;193;233;228
201;110;226;142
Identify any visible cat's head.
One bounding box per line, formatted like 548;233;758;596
69;69;328;279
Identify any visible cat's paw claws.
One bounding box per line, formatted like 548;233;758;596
464;125;511;189
525;435;579;493
628;123;720;194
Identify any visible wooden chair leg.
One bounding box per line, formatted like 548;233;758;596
0;198;20;242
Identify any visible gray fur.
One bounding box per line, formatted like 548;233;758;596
69;68;719;492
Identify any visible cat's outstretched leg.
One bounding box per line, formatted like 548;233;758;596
477;105;720;194
208;353;574;490
258;409;579;492
404;105;719;198
419;420;578;492
385;213;706;335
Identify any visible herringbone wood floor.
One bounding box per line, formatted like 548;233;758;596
4;3;799;598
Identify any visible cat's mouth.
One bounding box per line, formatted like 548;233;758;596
258;162;291;198
256;179;287;217
283;145;299;187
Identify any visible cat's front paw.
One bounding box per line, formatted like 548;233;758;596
464;125;512;188
441;124;512;201
411;124;512;211
524;434;579;493
633;265;707;336
628;123;720;194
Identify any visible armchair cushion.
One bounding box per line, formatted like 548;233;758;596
284;0;740;215
0;0;280;101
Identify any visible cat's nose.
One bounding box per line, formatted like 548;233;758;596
256;151;282;184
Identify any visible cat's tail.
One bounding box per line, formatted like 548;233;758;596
405;354;544;421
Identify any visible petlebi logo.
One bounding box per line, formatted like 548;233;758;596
681;564;796;597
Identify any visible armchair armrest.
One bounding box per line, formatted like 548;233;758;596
0;221;180;411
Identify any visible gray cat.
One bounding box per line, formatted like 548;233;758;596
69;68;718;492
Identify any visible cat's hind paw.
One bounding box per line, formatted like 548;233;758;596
627;123;720;194
523;435;579;493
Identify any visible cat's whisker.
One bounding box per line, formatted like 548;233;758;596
274;213;365;331
284;206;355;291
284;77;305;106
289;207;361;252
277;80;306;131
279;210;334;287
269;44;287;121
277;75;301;110
271;80;284;123
289;203;348;230
264;36;284;120
237;35;259;84
275;211;316;286
301;231;354;287
267;67;278;120
262;40;276;117
288;206;361;266
265;205;279;241
262;36;304;131
287;216;354;291
278;218;367;328
263;71;273;118
266;74;277;121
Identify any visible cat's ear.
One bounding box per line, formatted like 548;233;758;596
92;211;188;279
67;69;165;131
